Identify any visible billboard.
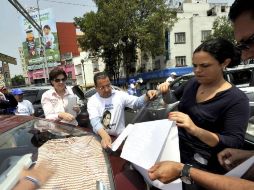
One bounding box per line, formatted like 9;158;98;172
20;8;60;66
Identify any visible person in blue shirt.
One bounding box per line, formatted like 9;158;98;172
127;79;137;96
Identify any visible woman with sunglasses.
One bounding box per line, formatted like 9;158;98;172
41;68;80;126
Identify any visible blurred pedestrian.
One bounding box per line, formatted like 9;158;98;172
12;88;34;116
0;85;18;114
166;72;177;83
127;79;137;96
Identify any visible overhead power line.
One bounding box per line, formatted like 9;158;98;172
39;0;96;7
8;0;43;36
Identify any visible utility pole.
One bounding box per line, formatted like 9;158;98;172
36;0;49;83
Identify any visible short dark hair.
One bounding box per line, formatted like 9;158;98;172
49;67;67;85
229;0;254;22
43;25;51;30
94;72;109;86
194;38;241;68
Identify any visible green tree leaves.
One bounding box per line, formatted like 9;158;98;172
209;16;235;44
74;0;177;82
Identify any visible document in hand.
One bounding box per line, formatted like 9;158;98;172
67;96;77;117
225;156;254;177
111;119;182;190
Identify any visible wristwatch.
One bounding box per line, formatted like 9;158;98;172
180;164;193;184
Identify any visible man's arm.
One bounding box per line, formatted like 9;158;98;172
148;161;254;190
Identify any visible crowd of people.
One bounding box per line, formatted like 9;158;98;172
7;0;254;189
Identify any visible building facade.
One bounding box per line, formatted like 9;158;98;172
154;0;230;70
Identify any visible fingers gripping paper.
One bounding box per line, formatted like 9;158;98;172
111;119;182;190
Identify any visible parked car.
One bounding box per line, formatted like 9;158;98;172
21;86;51;117
170;64;254;101
0;115;148;190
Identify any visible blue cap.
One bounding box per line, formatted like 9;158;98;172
129;79;136;84
12;88;24;95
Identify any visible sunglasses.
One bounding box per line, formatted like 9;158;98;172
54;78;66;83
97;84;111;91
236;33;254;51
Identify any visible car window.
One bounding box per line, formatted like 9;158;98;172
23;90;38;103
35;89;47;103
228;70;252;86
170;75;193;90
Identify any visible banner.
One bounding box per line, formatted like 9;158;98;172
20;8;60;65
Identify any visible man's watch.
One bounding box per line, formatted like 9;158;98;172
180;164;193;184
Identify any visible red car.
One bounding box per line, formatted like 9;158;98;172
0;115;147;190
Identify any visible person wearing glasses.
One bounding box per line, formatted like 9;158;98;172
87;72;157;149
41;68;80;126
149;0;254;189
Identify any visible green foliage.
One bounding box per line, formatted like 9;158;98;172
74;0;177;81
11;75;25;86
209;16;235;44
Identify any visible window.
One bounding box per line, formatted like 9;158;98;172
201;30;211;42
221;6;226;12
175;56;186;67
175;32;186;44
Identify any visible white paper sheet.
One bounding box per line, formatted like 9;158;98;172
133;123;182;190
67;96;78;117
120;119;173;170
111;124;134;151
225;156;254;177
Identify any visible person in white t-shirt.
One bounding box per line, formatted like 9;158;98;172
87;72;158;149
165;72;177;83
12;88;34;116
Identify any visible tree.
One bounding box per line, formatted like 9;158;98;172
11;75;25;86
209;16;235;44
74;0;177;83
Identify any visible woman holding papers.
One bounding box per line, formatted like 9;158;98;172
158;38;249;178
41;68;80;126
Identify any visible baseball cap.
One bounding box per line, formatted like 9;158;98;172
170;72;177;76
129;79;136;84
12;88;24;95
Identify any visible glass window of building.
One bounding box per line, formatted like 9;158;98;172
175;56;186;67
175;32;186;44
201;30;211;42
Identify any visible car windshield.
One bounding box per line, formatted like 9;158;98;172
0;118;87;150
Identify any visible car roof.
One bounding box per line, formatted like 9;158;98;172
0;115;33;133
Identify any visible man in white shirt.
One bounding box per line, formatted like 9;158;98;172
88;72;157;149
12;88;34;116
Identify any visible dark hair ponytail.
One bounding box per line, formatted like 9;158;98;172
194;38;241;68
